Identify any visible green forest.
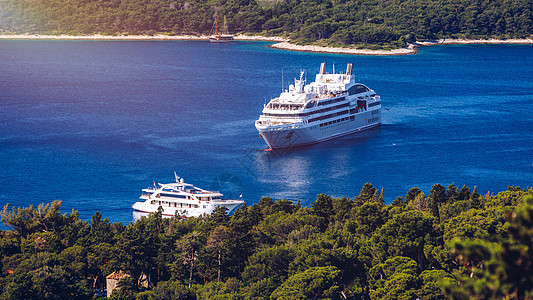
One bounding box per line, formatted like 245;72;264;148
0;183;532;299
0;0;531;48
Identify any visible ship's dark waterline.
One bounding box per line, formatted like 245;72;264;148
0;40;532;224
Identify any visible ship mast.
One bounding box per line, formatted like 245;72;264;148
214;12;218;35
224;15;228;35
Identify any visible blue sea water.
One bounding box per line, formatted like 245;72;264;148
0;40;532;224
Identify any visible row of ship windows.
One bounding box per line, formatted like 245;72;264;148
368;101;381;108
309;109;349;123
319;116;355;127
316;96;346;107
368;116;380;123
303;87;369;109
265;85;371;110
266;94;348;110
158;193;214;201
159;193;186;199
151;200;199;208
267;96;347;111
264;102;349;118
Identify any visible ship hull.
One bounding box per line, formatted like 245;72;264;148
132;200;243;218
257;109;381;149
209;36;234;43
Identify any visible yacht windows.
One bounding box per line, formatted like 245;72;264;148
160;193;187;199
368;101;380;107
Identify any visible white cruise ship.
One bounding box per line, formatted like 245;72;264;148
255;63;381;149
132;173;244;218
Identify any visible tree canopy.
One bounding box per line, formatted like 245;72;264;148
0;184;532;299
0;0;531;47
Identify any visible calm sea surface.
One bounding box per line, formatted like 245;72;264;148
0;40;532;223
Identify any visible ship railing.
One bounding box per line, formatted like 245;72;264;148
261;115;302;120
211;199;245;203
261;122;304;131
316;91;347;100
265;106;304;111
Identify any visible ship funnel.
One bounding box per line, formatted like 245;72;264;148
346;63;353;75
319;62;326;74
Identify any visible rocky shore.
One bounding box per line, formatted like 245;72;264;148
269;42;417;55
270;38;533;55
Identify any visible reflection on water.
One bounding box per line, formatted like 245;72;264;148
248;127;383;202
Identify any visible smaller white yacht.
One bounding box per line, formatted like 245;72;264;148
132;173;244;218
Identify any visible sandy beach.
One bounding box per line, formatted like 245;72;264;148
0;33;531;55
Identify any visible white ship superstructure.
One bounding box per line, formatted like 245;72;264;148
255;63;381;148
132;173;244;218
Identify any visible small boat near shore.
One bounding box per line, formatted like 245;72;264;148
209;13;233;43
132;173;244;218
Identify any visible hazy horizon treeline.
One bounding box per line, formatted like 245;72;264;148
0;183;532;299
0;0;531;47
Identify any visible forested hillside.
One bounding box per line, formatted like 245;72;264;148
0;0;531;47
1;184;532;299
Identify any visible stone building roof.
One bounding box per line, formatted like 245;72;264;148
106;270;130;280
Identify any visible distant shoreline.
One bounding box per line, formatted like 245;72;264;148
0;34;531;55
0;33;286;42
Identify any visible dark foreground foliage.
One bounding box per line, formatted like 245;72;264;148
0;184;532;299
0;0;531;47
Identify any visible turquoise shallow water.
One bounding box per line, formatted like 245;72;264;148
0;40;532;223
